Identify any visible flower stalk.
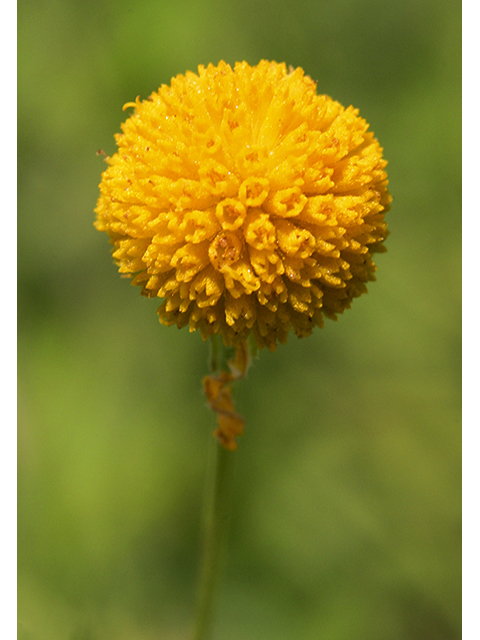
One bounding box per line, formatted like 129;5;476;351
191;338;250;639
190;439;236;640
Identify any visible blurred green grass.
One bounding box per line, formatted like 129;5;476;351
18;0;461;638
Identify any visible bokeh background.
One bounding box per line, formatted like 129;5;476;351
18;0;461;638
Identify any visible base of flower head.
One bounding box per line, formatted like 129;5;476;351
154;256;378;351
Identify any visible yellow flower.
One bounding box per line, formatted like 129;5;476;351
95;60;391;350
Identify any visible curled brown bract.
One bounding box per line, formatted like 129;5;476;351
202;341;251;450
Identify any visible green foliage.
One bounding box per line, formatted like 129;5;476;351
18;0;461;638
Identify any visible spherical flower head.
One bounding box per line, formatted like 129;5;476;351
95;60;391;350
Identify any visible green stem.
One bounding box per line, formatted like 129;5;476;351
191;439;236;640
208;334;222;374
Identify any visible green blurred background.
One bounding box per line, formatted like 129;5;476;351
18;0;461;638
